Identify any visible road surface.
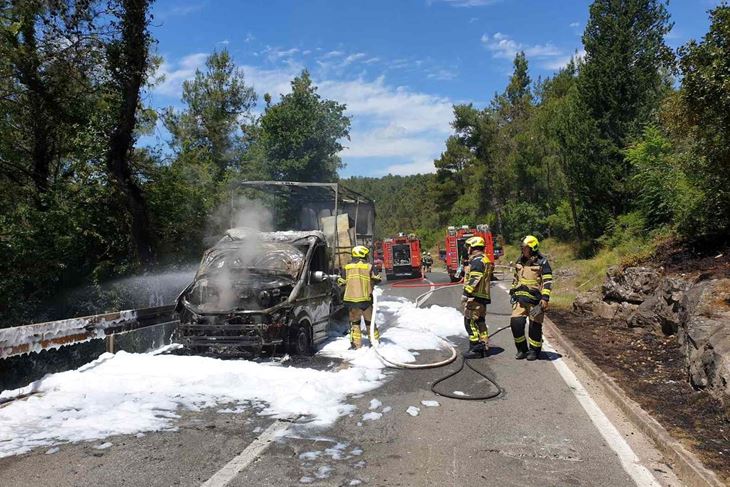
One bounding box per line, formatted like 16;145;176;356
0;271;682;486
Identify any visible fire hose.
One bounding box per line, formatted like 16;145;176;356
368;279;509;400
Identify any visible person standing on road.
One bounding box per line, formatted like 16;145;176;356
509;235;553;361
462;236;493;358
338;245;382;349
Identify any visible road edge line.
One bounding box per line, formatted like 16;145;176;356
542;336;661;487
201;420;289;487
543;317;724;487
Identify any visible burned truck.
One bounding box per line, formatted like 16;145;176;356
176;182;376;357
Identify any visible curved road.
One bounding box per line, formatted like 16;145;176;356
0;271;681;486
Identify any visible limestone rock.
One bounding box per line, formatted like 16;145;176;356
573;291;638;321
628;277;691;335
678;279;730;409
602;266;661;304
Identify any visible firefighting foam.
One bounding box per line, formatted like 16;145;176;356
0;297;465;458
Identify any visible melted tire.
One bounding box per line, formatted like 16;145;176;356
288;321;314;356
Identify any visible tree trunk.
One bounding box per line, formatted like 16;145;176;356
15;4;52;200
105;0;154;265
568;190;583;241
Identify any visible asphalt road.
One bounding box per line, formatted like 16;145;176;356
0;271;681;487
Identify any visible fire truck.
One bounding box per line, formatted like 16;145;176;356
382;233;422;280
443;224;494;282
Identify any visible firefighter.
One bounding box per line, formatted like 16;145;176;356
509;235;553;361
338;245;382;349
424;252;433;273
462;236;493;358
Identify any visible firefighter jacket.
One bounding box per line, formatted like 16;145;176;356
338;259;382;304
511;252;553;305
463;251;493;303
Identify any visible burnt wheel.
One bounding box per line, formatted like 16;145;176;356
288;321;314;356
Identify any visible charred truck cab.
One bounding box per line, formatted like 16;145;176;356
176;182;375;357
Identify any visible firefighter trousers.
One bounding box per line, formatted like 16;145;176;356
348;305;379;348
510;301;543;352
463;299;489;346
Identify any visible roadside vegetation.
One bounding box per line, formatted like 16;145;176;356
1;1;729;326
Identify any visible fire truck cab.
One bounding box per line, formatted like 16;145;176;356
382;233;422;280
443;224;494;282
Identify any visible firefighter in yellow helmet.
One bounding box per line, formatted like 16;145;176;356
338;245;382;349
462;236;494;358
509;235;553;360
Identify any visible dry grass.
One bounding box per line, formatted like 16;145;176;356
500;237;663;310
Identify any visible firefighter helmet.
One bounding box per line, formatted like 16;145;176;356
352;245;370;258
465;236;485;249
521;235;539;251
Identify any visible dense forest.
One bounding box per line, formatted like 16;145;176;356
1;1;729;325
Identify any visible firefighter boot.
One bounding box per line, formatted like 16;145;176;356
526;320;543;361
365;320;380;344
349;321;362;349
464;341;486;359
511;316;529;359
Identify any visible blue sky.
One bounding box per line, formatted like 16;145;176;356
146;0;721;177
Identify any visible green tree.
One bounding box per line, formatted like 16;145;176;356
578;0;674;216
0;0;101;200
255;70;350;182
625;125;676;229
676;5;730;232
163;49;256;180
104;0;157;264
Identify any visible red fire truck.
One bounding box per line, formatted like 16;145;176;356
443;224;494;282
382;233;422;280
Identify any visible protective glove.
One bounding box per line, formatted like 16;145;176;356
510;295;517;305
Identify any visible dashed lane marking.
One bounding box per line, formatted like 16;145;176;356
200;420;289;487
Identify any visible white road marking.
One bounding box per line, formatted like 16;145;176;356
201;420;289;487
492;285;659;486
543;338;661;487
415;277;437;307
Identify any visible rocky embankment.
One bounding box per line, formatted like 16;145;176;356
574;266;730;415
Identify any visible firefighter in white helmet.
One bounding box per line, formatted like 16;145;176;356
462;236;493;358
338;245;382;349
509;235;553;360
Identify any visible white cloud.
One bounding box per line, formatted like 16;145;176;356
157;2;205;18
382;159;436;176
322;50;345;59
540;48;586;70
569;21;580;28
264;47;300;62
152;53;455;176
343;53;367;65
427;68;458;80
154;53;208;97
481;32;562;60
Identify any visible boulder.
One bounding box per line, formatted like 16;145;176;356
602;266;661;304
573;291;638;321
627;277;692;335
678;278;730;410
573;291;603;315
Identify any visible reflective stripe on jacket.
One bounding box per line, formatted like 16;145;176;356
463;252;493;302
342;260;377;303
511;253;553;305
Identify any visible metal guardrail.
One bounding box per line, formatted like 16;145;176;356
0;305;177;360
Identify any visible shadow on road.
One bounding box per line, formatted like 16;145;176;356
539;350;563;361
